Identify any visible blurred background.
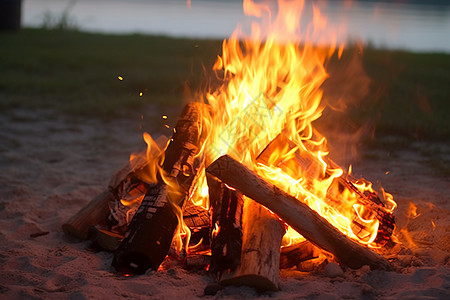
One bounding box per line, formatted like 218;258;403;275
20;0;450;53
1;0;449;142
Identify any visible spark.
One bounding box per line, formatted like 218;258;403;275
117;76;123;81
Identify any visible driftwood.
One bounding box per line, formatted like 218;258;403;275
207;174;244;275
257;134;395;246
113;102;210;275
206;155;393;270
220;199;285;291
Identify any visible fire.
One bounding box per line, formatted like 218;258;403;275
129;0;396;255
198;0;395;248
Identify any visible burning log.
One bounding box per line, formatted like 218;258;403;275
207;174;244;275
62;189;115;240
206;155;393;270
220;199;285;291
257;134;395;246
62;150;151;240
280;241;319;269
112;102;210;275
182;201;210;230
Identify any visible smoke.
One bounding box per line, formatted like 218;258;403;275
317;44;374;165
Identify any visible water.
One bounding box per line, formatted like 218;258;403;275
22;0;450;53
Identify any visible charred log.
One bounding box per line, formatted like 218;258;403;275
113;102;210;275
207;174;244;275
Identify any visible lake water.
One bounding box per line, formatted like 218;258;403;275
22;0;450;53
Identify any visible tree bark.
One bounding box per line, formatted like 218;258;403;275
206;155;393;270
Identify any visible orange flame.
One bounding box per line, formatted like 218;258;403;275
200;0;395;248
134;0;395;254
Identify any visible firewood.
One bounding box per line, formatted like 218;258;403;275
206;155;393;270
113;102;210;275
62;148;154;240
107;136;168;234
280;240;319;269
182;201;210;229
207;174;243;275
90;227;124;251
220;199;285;291
62;189;114;240
257;134;395;246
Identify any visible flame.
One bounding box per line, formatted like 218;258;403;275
123;0;396;257
407;202;420;219
200;0;395;248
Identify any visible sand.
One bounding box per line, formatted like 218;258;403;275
0;107;449;299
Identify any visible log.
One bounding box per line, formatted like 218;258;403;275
220;199;285;291
257;134;395;246
107;136;168;234
62;146;155;240
89;227;124;252
113;102;210;275
280;241;319;269
206;155;393;270
182;201;210;230
90;203;211;253
207;174;244;275
107;176;149;235
62;189;114;240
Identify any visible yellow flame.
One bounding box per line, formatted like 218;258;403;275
132;0;396;253
201;0;394;248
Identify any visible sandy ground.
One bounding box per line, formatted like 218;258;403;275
0;107;449;299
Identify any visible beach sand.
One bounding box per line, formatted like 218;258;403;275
0;107;449;299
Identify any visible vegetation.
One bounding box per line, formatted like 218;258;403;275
0;28;220;117
1;28;449;139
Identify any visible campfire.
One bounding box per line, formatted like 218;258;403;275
63;0;397;291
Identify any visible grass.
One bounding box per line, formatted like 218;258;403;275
1;28;449;139
357;49;450;139
0;28;221;117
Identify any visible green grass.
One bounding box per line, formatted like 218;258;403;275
1;28;449;139
0;28;221;117
358;49;450;139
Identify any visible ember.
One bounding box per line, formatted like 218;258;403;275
63;0;397;291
